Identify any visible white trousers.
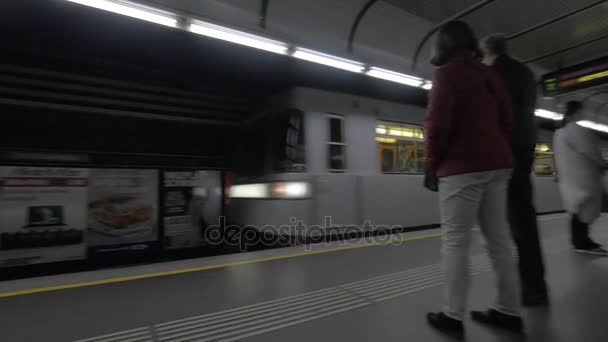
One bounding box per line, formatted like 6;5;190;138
439;169;521;320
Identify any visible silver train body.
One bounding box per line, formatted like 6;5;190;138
226;88;562;235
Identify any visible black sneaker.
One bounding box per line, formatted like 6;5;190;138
523;293;550;307
426;312;464;339
471;309;524;333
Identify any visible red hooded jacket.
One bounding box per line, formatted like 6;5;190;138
425;50;514;177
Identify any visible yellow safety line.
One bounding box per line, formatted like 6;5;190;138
0;214;567;299
0;233;440;298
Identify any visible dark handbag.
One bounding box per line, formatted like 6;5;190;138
424;168;439;192
602;193;608;213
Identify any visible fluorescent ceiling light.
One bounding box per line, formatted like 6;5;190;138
66;0;177;27
535;109;563;121
189;21;288;55
366;67;423;87
577;120;597;129
293;48;365;73
578;120;608;133
421;82;433;90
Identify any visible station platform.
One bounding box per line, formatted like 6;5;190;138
1;213;608;342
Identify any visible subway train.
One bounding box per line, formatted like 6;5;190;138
0;86;564;267
226;87;563;236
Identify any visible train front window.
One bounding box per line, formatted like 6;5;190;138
376;122;425;174
276;110;306;172
237;109;306;176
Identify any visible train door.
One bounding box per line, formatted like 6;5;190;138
313;114;358;231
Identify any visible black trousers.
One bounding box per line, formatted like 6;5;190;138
570;214;598;249
508;147;547;297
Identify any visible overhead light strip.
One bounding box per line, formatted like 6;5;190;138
65;0;608;133
535;109;564;121
66;0;178;27
577;120;608;133
189;20;289;55
293;48;365;73
366;67;423;87
535;112;608;134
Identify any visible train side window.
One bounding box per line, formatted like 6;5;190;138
376;121;425;174
327;115;346;171
534;144;556;176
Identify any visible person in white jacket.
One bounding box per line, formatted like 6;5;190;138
553;101;608;255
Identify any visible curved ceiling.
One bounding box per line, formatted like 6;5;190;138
144;0;436;76
143;0;607;73
141;0;608;114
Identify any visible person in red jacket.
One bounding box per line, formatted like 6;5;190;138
424;21;523;339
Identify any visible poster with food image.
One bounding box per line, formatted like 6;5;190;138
0;166;88;267
162;170;222;249
87;169;159;252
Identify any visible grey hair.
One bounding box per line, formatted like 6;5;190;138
482;33;508;55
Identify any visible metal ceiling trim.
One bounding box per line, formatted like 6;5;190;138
0;64;246;104
411;0;498;70
582;90;608;116
260;0;270;28
523;32;608;64
508;0;608;40
0;75;248;113
347;0;380;52
0;98;239;126
584;90;608;103
0;86;242;119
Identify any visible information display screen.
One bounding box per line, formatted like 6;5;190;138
541;56;608;97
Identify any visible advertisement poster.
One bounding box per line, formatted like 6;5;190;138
0;166;88;267
87;169;159;255
162;170;222;249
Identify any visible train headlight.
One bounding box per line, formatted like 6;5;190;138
229;183;269;198
270;182;310;198
230;182;310;199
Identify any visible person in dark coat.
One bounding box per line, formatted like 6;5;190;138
482;34;549;307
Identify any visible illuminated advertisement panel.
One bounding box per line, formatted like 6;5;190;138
0;166;88;267
162;170;222;250
87;169;160;256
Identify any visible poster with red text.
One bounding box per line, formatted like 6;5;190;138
0;166;88;267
